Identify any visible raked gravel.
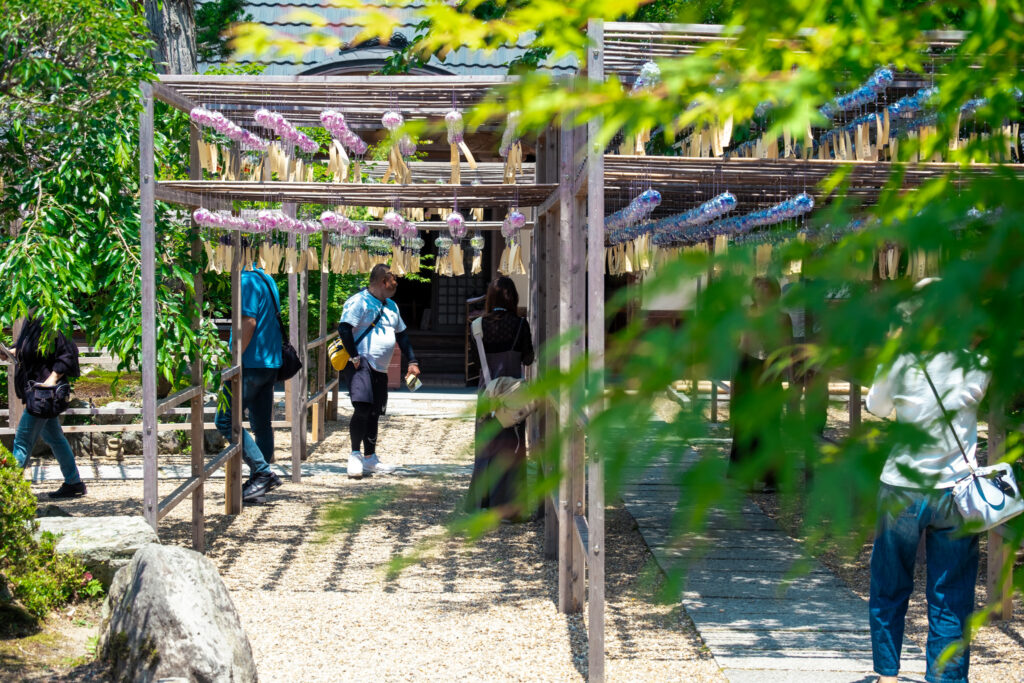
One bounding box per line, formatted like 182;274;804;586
33;413;723;682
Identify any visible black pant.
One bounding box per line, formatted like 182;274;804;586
347;363;389;454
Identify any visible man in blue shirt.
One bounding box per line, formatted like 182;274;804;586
338;264;421;478
215;266;284;502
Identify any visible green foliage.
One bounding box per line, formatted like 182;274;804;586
0;446;102;620
196;0;252;63
0;0;227;389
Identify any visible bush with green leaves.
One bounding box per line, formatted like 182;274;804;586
0;446;102;622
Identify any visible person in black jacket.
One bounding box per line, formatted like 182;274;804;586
4;318;85;499
466;277;535;519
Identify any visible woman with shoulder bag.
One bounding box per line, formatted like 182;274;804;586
466;277;535;521
865;281;991;683
6;317;85;499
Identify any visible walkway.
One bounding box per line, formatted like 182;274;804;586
621;436;927;683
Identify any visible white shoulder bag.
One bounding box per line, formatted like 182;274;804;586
471;317;536;428
920;363;1024;532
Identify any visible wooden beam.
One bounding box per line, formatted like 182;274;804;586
152;80;200;113
154;182;232;211
156;384;203;416
305;377;340;408
139;82;159;532
536;187;560;217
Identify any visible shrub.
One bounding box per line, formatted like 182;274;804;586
0;445;102;621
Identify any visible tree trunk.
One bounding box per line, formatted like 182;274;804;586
144;0;197;75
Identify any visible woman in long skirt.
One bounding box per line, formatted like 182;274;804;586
466;277;535;520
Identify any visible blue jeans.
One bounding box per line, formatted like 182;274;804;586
215;367;277;478
14;412;81;485
869;484;979;683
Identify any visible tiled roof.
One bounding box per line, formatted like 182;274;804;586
199;0;578;75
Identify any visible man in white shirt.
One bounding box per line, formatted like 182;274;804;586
338;264;421;479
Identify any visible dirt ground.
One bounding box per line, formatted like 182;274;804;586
3;413;721;682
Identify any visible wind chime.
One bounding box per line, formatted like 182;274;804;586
321;210;373;274
195;208;326;275
189;107;268;180
254;109;319;181
499;111;523;183
498;208;527;275
621;60;660;155
381;209;422;276
606;190;736;276
469;233;484;275
381;110;413;184
445;104;477;183
652;192;815;275
603;188;661;275
320;109;368;182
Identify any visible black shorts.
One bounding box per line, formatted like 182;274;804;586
347;362;389;413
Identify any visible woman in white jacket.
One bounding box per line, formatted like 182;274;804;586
866;349;989;683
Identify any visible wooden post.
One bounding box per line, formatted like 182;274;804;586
312;232;329;443
543;128;560;561
189;122;206;550
528;137;546;523
7;319;24;433
585;19;606;681
139;82;160;531
224;221;243;514
558;115;585;614
986;401;1014;620
299;233;309;457
285;203;304;481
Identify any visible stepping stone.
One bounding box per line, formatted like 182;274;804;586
699;629;873;651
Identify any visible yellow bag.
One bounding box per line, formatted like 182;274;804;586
329;303;386;371
328;338;350;371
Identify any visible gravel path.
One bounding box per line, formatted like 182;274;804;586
30;413;722;682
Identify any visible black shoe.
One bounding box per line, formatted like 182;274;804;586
48;482;87;499
242;471;282;502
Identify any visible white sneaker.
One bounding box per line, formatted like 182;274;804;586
347;451;364;479
363;454;398;474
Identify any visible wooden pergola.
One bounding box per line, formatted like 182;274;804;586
131;20;1020;682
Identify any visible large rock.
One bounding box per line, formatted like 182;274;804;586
35;516;159;587
68;432;110;459
95;401;139;426
100;544;258;683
